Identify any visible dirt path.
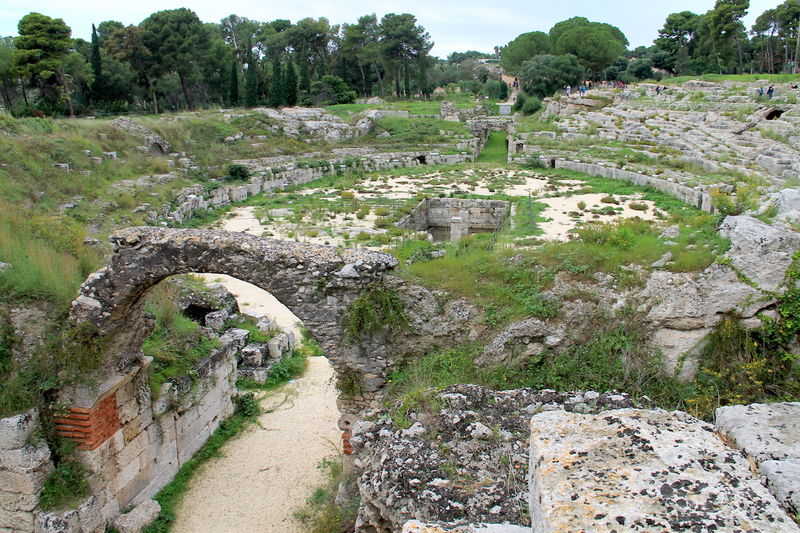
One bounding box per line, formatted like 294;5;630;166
172;207;341;533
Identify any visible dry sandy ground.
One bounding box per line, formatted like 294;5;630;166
538;193;658;241
172;356;340;533
174;209;341;533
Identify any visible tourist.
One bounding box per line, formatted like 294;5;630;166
767;86;774;99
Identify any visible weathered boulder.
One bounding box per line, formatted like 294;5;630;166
530;408;799;532
716;402;800;514
352;384;633;532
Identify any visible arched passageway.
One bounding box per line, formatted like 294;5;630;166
55;227;397;526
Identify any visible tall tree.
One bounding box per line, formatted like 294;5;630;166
379;13;432;98
229;60;239;106
501;31;551;74
269;53;283;107
708;0;750;72
140;8;210;110
105;25;161;113
655;11;701;73
284;60;297;106
0;37;16;110
14;13;75;116
520;54;584;98
244;38;259;106
90;24;102;102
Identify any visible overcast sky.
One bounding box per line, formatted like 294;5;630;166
0;0;784;58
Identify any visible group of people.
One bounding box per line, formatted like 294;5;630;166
757;86;776;99
563;81;595;96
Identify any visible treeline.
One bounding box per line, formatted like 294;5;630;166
503;0;800;95
0;10;441;116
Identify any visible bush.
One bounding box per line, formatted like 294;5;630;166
224;164;250;182
520;96;542;115
39;460;90;511
310;75;357;105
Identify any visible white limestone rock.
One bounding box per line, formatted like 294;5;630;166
112;499;161;533
530;408;799;532
715;402;800;462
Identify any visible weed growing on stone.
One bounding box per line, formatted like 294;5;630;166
343;282;409;343
294;456;359;533
38;459;90;511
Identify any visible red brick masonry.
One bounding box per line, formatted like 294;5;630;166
53;394;120;450
342;430;353;455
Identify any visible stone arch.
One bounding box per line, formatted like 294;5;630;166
48;227;398;524
66;227;398;424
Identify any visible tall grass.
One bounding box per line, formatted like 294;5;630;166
0;201;99;309
476;131;508;164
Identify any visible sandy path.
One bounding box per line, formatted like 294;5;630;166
173;207;341;532
172;357;340;533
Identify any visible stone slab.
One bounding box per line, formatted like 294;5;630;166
715;402;800;462
760;459;800;513
530;408;799;532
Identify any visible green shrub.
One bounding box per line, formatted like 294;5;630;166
224;164;250;182
39;460;90;511
521;96;543;115
628;201;648;211
343;283;409;342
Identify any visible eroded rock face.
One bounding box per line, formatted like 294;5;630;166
529;408;799;532
351;384;634;532
638;215;800;376
716;402;800;514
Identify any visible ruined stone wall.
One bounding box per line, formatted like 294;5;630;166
0;410;52;532
554;159;715;212
29;343;237;533
165;150;477;226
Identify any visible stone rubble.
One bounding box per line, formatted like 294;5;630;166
351;384;634;532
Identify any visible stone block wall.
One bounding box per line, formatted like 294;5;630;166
165;149;478;226
28;342;238;532
0;410;53;532
553;159;714;212
397;198;510;233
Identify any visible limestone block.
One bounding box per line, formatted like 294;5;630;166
0;410;39;450
0;488;38;512
241;343;267;367
0;444;51;475
112;500;161;533
760;459;800;513
715;402;800;462
34;509;80;533
0;508;34;531
529;408;799;532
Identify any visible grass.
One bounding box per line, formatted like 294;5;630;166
38;459;91;511
142;285;221;397
476;131;508;164
294;457;359;533
660;73;800;86
0;200;100;309
143;393;261;533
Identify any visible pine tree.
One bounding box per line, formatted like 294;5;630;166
90;24;102;103
229;60;239;106
269;53;284;107
284;60;297;107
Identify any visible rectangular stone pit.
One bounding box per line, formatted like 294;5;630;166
529;408;799;532
397;198;509;242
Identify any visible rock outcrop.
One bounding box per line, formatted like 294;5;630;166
351;385;634;532
530;408;799;532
